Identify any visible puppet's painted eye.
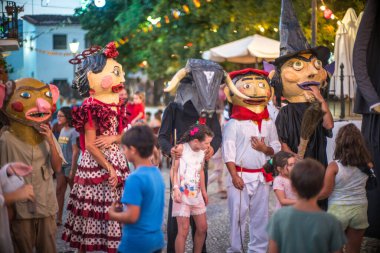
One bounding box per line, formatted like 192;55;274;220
112;67;120;76
314;60;322;70
20;92;31;98
45;91;52;98
293;60;304;71
258;82;265;88
243;84;250;89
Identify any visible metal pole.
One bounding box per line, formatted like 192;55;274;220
339;63;345;119
311;0;317;47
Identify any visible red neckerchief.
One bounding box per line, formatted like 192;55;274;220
230;105;269;132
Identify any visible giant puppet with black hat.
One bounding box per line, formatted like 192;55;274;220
222;68;281;253
270;0;334;166
158;58;250;253
353;0;380;239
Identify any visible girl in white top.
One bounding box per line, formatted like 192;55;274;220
171;124;214;253
319;123;372;253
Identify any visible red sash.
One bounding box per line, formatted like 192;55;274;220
235;166;273;182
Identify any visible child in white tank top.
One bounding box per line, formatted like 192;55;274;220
319;123;373;253
171;124;214;253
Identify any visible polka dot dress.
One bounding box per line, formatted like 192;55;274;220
62;116;129;253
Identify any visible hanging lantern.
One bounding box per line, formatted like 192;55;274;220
156;21;162;28
183;5;190;14
164;15;170;23
172;9;180;19
324;8;333;19
148;24;153;32
193;0;201;8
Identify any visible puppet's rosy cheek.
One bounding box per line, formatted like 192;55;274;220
11;101;24;112
101;75;113;89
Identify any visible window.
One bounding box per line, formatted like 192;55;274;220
53;34;67;50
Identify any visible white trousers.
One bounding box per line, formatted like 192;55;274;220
227;180;269;253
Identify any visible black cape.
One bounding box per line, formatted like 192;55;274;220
275;103;331;166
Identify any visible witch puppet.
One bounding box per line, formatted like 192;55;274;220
222;68;281;253
270;0;334;166
158;58;249;253
62;42;130;253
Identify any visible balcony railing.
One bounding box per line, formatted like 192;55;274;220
0;1;20;40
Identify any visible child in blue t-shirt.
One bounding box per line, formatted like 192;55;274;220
109;125;165;253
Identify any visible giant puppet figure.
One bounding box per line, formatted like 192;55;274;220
353;0;380;239
270;0;333;166
222;69;281;253
62;42;130;252
158;58;249;253
0;78;63;253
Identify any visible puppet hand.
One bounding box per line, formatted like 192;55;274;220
171;144;183;159
173;188;182;203
372;104;380;114
95;135;115;149
202;190;208;206
232;175;244;190
39;124;54;145
251;137;267;153
205;146;214;161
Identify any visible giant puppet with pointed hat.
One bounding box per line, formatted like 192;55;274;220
270;0;334;166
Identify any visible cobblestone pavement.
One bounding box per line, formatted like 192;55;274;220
56;166;380;253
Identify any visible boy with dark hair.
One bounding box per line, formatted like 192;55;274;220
268;158;346;253
109;125;165;253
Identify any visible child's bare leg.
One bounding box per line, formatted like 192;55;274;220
175;216;190;253
192;213;208;253
346;227;365;253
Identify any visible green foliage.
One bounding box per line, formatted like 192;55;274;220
78;0;365;81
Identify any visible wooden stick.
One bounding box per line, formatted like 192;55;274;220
174;128;177;146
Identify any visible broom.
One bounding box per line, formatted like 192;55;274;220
297;102;325;158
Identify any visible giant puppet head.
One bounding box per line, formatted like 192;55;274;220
0;78;59;144
70;42;125;104
270;0;330;104
164;59;249;118
225;68;272;114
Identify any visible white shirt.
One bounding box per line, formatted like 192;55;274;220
178;143;205;205
222;118;281;185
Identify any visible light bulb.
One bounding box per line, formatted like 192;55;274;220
331;14;335;20
320;5;326;11
94;0;106;8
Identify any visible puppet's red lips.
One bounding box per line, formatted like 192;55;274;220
297;81;320;90
112;83;124;93
25;109;51;122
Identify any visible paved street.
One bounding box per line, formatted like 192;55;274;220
56;165;380;253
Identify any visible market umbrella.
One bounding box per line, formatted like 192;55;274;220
202;34;280;64
331;8;358;98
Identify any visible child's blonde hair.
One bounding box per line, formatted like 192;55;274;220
135;91;146;103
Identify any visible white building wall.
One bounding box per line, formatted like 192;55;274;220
34;25;86;83
8;20;86;84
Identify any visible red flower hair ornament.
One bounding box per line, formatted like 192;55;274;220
69;42;119;65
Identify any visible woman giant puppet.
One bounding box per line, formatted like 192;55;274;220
62;42;129;252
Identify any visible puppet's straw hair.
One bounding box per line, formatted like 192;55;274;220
297;102;325;158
